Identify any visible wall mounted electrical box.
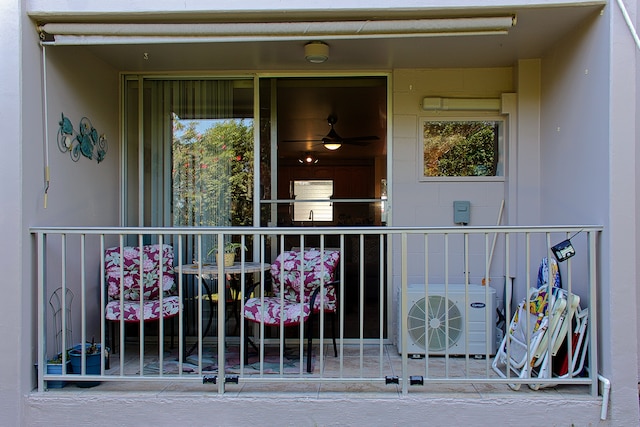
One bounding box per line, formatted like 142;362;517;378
453;201;471;225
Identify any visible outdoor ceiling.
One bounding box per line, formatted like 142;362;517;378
41;6;604;71
33;4;604;164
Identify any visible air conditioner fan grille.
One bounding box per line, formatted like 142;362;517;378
407;295;463;352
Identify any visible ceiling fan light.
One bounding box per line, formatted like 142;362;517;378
305;41;329;63
323;141;342;150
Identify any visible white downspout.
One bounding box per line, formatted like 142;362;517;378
598;374;611;420
616;0;640;51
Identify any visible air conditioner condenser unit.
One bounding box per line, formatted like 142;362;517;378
398;284;497;357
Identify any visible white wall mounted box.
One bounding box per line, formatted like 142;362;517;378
422;97;501;111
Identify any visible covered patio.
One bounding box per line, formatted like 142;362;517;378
8;0;638;425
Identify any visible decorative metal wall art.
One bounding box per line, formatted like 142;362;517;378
57;113;107;163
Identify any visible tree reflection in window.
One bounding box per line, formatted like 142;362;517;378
423;121;501;177
172;116;253;227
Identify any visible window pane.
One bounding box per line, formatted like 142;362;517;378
172;117;254;227
292;180;333;222
123;78;254;232
422;121;501;177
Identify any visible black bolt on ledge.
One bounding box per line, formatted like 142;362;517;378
410;376;424;386
385;376;399;385
203;375;217;384
225;375;239;384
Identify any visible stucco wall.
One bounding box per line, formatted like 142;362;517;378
636;0;640;385
538;11;610;310
539;0;611;330
20;30;121;398
2;2;26;426
603;0;639;422
390;68;515;345
539;3;638;423
35;47;120;228
35;44;121;369
392;68;512;230
392;69;513;232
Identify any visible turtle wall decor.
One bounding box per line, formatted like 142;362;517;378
57;113;107;163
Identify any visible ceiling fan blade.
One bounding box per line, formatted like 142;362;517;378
341;140;370;146
342;135;380;142
285;115;380;147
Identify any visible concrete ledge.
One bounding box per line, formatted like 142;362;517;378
25;393;603;426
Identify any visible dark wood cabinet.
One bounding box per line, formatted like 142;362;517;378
333;166;373;198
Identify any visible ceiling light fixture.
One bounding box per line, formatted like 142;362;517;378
305;41;329;63
298;152;319;164
322;141;342;150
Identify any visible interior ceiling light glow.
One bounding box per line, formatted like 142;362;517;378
298;152;319;164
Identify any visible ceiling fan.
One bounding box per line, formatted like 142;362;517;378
286;114;380;150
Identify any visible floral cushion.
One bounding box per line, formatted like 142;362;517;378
244;249;340;325
243;297;311;326
270;249;339;311
105;244;177;302
105;296;181;322
104;244;179;322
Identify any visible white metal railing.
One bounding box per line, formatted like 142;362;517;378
31;225;601;396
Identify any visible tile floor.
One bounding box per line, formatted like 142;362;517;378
46;341;594;400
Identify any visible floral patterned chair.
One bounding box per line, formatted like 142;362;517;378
104;243;180;352
243;249;340;373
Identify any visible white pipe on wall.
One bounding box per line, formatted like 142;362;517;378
422;97;502;111
616;0;640;51
41;44;49;208
598;374;610;420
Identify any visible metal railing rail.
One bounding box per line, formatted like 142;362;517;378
31;225;601;396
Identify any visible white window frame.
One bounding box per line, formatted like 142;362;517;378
417;115;506;182
292;180;334;222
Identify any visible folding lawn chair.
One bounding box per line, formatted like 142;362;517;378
529;302;589;390
491;285;567;390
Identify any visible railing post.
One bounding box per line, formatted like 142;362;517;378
401;232;408;395
588;230;599;397
216;232;226;394
137;234;144;376
158;234;165;376
423;233;429;380
176;235;184;374
37;232;46;392
378;232;385;378
359;233;365;373
99;235;106;375
339;233;346;375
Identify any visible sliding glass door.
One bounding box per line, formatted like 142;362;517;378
258;76;389;338
123;74;390;338
123;77;254;248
